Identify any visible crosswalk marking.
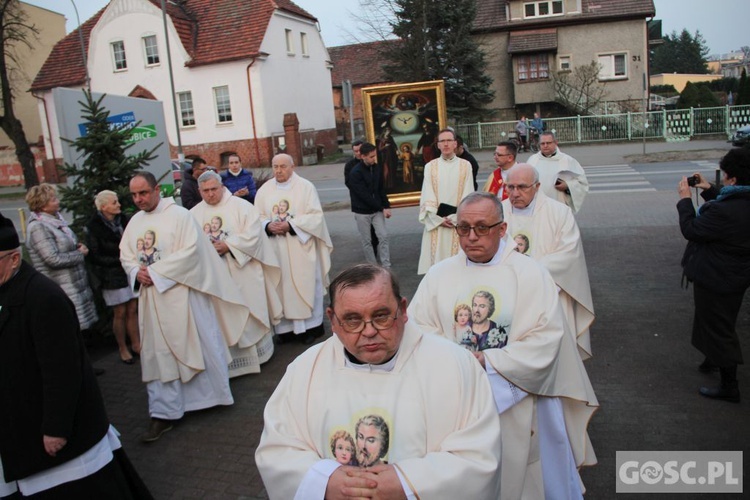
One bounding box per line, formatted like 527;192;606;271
586;163;653;193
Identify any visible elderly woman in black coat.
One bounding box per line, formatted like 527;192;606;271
86;190;140;364
677;147;750;403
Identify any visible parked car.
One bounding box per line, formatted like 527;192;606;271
731;124;750;147
170;159;192;196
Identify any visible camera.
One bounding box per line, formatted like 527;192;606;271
687;175;699;187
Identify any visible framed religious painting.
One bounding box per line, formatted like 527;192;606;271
361;80;448;207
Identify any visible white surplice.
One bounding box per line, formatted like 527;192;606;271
191;188;283;373
528;149;588;213
417;155;474;274
409;239;598;499
254;173;333;335
504;191;595;360
120;198;250;418
255;323;502;499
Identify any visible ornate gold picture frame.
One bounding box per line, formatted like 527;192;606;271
361;80;448;207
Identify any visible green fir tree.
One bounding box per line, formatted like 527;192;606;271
59;90;160;236
736;68;750;106
382;0;494;121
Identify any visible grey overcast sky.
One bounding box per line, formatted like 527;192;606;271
24;0;749;55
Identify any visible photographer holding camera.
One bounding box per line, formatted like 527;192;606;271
677;148;750;403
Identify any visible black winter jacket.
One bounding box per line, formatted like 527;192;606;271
0;262;110;481
678;186;750;293
86;212;130;290
348;161;391;215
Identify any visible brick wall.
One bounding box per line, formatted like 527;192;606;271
168;129;337;169
0;145;53;187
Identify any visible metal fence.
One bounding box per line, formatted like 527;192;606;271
455;105;750;149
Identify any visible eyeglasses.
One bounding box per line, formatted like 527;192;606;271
505;183;537;192
539;141;555;146
454;221;503;236
333;308;401;333
0;252;16;261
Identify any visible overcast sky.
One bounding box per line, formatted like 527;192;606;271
25;0;748;55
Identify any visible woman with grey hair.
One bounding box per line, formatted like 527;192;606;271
25;183;98;330
86;190;140;363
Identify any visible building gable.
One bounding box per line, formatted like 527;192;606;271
31;0;318;90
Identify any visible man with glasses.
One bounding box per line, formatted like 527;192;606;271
417;128;474;274
483;141;518;200
256;264;501;499
503;164;595;360
409;192;598;500
190;171;283;376
528;132;588;213
180;157;208;210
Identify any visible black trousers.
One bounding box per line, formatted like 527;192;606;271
691;283;745;367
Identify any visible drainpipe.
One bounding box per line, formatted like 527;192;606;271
31;91;57;163
246;58;262;167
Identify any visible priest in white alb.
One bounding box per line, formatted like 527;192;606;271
190;170;283;376
417;128;474;274
120;172;250;443
256;264;501;499
254;153;333;345
528;131;588;213
409;192;598;500
503;164;595;360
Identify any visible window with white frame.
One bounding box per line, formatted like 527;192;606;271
142;35;160;66
111;41;127;71
300;32;309;56
285;29;294;54
559;55;571;71
517;54;550;81
598;53;627;80
213;86;232;123
177;91;195;127
524;0;563;18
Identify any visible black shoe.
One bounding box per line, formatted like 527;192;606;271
308;324;325;339
141;418;174;443
699;384;740;403
94;367;106;376
273;334;290;345
698;358;718;373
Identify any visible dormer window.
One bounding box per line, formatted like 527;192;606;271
524;1;563;18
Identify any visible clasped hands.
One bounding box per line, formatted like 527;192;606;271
326;464;406;500
267;220;292;235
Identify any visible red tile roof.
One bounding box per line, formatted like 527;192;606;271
31;0;317;91
474;0;655;32
30;6;106;91
328;40;395;88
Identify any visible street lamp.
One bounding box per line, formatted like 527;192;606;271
69;0;90;91
160;0;184;162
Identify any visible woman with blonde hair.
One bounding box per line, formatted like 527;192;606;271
25;183;98;330
86;190;140;363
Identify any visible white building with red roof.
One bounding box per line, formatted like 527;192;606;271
31;0;336;168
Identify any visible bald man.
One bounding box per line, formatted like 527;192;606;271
253;154;334;345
